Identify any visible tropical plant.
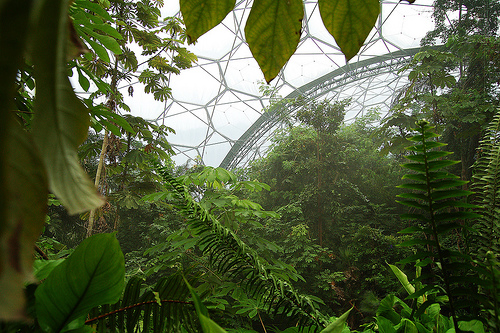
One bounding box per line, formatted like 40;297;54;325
0;234;125;332
0;0;107;319
383;0;500;180
81;0;197;236
1;0;414;329
180;0;380;82
395;120;486;332
246;106;409;327
148;161;329;328
81;115;176;237
471;109;500;331
421;0;500;45
363;291;486;333
86;273;201;332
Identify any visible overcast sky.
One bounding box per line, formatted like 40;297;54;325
114;0;436;166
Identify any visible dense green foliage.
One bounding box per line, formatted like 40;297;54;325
1;0;499;332
245;104;411;327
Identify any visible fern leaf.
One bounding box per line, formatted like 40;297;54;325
397;120;480;332
151;161;328;327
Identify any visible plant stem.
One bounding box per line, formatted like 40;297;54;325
85;299;194;324
258;311;268;333
421;124;460;333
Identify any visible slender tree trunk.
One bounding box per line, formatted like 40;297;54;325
86;41;120;237
87;130;109;237
317;136;323;247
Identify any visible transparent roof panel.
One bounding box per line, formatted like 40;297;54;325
123;0;435;167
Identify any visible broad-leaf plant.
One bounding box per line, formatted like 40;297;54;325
180;0;380;83
0;0;441;331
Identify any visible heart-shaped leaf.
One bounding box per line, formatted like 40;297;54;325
245;0;303;83
181;0;236;43
319;0;380;61
35;233;125;333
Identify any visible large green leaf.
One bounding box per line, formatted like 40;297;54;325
376;315;397;333
388;264;416;296
30;0;104;214
35;233;125;333
245;0;303;83
0;118;48;320
318;0;380;61
0;0;40;321
180;0;235;43
185;278;228;333
320;307;352;333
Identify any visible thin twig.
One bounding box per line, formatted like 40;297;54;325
258;311;268;333
35;244;49;260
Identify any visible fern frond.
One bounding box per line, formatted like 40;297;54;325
397;120;480;333
152;161;328;328
471;109;500;332
88;273;200;332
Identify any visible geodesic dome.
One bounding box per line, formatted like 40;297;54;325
125;0;436;167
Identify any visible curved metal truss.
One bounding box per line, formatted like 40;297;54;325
219;47;423;169
150;0;434;167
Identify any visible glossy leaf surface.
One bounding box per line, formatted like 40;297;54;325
36;233;124;333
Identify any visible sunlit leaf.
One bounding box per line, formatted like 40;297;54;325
31;0;104;214
35;234;125;333
245;0;303;83
180;0;235;43
319;0;379;61
319;307;352;333
388;264;415;296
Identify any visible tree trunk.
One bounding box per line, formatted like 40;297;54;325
86;130;109;237
317;136;323;247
